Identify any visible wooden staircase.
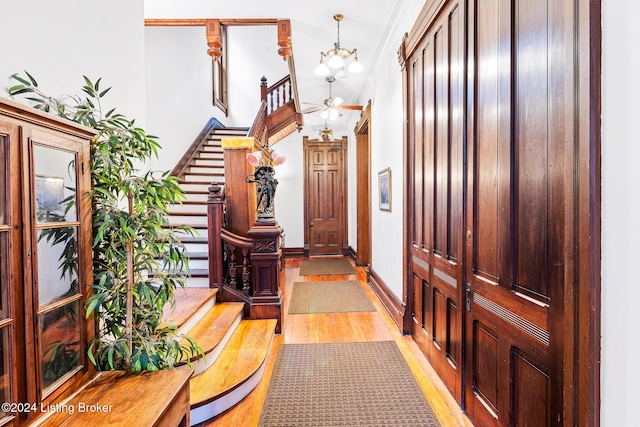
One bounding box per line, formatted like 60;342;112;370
169;126;248;288
163;287;277;425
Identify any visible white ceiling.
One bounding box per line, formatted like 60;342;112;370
144;0;403;131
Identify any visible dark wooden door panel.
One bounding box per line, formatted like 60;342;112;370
304;137;346;256
464;0;572;425
403;0;594;424
408;0;464;403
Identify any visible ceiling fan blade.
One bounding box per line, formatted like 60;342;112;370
338;105;364;110
302;107;324;114
302;102;323;106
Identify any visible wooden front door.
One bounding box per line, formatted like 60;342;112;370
303;136;347;256
402;0;596;425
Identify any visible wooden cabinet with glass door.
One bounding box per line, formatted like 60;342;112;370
0;96;94;426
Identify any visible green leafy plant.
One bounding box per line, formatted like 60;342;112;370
9;71;202;371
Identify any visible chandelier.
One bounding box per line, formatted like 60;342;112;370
314;14;364;77
319;121;334;141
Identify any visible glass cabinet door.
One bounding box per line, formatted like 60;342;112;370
0;131;15;423
32;143;83;395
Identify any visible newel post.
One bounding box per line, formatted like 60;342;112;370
247;219;282;333
207;183;225;290
260;76;268;103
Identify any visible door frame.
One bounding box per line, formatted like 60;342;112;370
353;102;372;266
302;136;348;257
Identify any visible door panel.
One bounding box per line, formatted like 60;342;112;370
408;0;464;402
303;137;346;256
464;0;570;425
403;0;590;424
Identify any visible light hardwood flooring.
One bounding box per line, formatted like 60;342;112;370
199;257;474;427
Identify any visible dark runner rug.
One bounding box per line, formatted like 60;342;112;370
258;341;441;427
299;258;357;276
288;281;376;314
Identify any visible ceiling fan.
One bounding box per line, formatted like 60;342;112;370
302;76;363;120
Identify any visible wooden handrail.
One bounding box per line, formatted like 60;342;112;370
221;229;253;249
247;100;268;146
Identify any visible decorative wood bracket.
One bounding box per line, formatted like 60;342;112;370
206;19;222;61
277;19;292;60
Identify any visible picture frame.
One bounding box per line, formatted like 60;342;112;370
378;167;391;211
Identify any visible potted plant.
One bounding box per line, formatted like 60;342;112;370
9;72;201;371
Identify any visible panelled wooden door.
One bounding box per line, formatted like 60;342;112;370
464;0;575;425
303;137;347;256
403;0;586;425
407;0;465;402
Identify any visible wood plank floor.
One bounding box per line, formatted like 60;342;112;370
198;257;474;427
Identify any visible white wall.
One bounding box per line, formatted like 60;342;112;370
347;0;425;298
601;2;640;425
0;0;146;127
144;24;288;174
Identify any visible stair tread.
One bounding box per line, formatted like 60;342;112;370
160;288;217;329
179;302;244;359
190;319;277;407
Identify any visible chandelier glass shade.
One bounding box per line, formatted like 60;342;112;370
314;14;363;77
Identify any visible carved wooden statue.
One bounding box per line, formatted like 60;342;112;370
246;165;278;221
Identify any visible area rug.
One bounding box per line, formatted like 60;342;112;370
288;281;376;314
258;341;441;427
298;258;357;276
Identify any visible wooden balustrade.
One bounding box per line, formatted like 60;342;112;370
260;76;303;144
221;229;253;297
207;182;283;332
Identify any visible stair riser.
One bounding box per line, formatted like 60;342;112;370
183;277;211;288
189;350;270;425
187;314;242;376
186;259;210;270
195;152;224;160
189;166;224;174
193;159;224;167
182;193;209;203
175;296;216;337
181;183;218;192
170;204;208;214
184;175;224;183
169;215;208;226
201;145;224;153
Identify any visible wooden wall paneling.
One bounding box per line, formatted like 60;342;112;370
405;0;465;404
223;143;257;236
402;0;599;424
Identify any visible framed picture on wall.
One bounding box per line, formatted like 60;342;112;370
378;167;391;211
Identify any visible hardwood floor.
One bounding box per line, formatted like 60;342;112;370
199;257;474;427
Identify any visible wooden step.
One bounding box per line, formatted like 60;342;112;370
178;302;244;375
196;153;224;161
193;157;224;165
168;215;208;226
189;319;278;425
184;174;224;183
170;204;207;214
160;288;217;335
189;166;224;174
180;182;223;192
